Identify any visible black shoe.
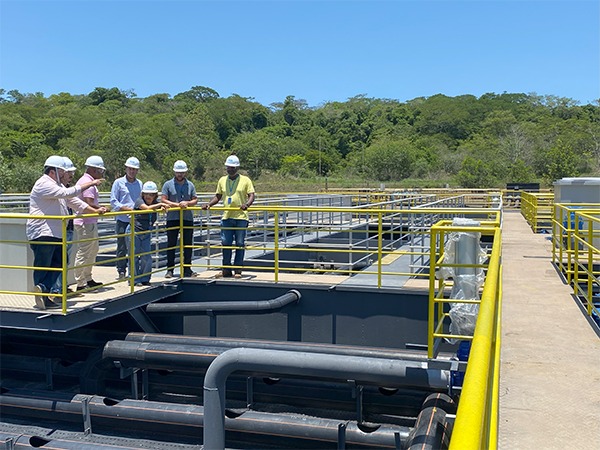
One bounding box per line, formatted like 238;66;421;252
184;270;197;278
87;280;103;288
34;284;47;310
77;285;88;292
165;269;174;279
44;299;61;309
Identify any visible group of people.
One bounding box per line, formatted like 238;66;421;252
26;153;255;310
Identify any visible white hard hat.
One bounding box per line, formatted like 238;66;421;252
62;157;76;172
125;156;140;169
173;160;188;172
142;181;158;193
225;155;240;167
44;155;66;169
85;155;105;170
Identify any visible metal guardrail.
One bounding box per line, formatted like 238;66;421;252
0;194;503;448
552;203;600;327
521;191;554;233
428;218;502;450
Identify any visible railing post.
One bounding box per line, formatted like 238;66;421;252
377;212;383;288
274;211;279;282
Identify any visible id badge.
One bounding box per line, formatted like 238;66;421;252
227;197;232;204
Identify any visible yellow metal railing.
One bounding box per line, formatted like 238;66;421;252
521;191;554;233
428;219;502;450
552;204;600;323
0;198;504;447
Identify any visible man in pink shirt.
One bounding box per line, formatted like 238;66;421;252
73;155;109;291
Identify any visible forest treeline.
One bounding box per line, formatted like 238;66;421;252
0;86;599;193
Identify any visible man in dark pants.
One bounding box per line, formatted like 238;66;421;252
27;155;106;309
161;160;198;278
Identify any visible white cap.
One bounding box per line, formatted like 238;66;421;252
225;155;240;167
125;156;140;169
62;157;76;172
85;155;105;170
173;160;188;172
44;155;66;169
142;181;158;193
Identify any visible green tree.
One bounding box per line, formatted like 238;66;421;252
456;157;496;188
363;138;415;181
542;141;580;183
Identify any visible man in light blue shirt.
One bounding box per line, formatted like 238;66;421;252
110;157;143;279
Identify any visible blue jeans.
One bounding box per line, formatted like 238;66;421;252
30;236;62;293
51;229;73;294
115;220;130;274
126;226;153;283
221;218;248;274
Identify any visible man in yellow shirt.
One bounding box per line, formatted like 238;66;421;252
202;155;255;278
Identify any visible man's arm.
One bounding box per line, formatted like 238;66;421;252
202;194;222;210
241;192;255;210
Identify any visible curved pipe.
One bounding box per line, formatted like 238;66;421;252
103;340;449;390
405;393;455;450
203;348;447;450
145;289;300;314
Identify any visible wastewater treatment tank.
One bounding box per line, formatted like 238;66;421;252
554;177;600;203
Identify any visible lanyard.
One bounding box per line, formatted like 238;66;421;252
226;176;240;197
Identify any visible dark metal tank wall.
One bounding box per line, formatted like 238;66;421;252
149;281;430;349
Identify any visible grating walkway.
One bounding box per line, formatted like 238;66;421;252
499;211;600;449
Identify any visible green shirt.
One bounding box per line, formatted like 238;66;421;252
215;174;255;220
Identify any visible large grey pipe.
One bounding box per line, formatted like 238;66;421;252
145;289;300;314
203;347;446;450
103;340;449;390
125;332;432;362
0;391;409;448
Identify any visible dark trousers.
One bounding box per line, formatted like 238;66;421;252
166;220;194;272
115;220;130;273
30;236;62;293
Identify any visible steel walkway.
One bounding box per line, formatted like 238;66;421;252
499;211;600;449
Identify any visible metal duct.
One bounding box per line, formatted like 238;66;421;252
0;390;410;448
145;289;301;314
203;348;447;450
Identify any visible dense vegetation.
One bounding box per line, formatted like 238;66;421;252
0;86;599;193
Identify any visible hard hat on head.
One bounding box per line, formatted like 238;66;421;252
173;160;188;172
142;181;158;194
44;155;66;170
125;156;140;169
62;157;76;172
225;155;240;167
85;155;105;170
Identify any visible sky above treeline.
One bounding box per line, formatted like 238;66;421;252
1;0;599;107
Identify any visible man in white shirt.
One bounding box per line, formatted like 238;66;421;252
27;155;106;310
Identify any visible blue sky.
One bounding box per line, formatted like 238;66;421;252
1;0;598;107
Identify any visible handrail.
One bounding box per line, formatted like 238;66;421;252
0;194;503;447
447;226;502;449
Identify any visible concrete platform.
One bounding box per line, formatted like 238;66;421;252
499;211;600;449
